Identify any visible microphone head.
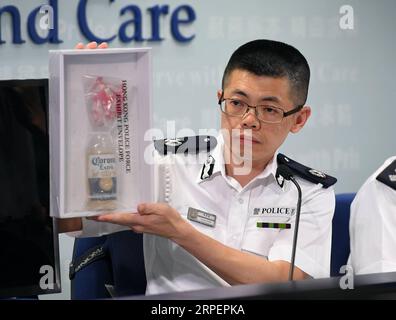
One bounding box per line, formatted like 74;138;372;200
275;164;294;187
277;164;294;180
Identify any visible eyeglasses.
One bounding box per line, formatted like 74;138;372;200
218;95;303;124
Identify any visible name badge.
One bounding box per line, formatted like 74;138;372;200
187;207;216;228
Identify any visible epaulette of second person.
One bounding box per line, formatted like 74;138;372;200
376;159;396;191
154;135;217;155
277;153;337;188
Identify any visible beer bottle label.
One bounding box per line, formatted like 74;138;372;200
88;154;117;200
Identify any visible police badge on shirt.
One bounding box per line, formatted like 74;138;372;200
252;207;296;218
251;206;295;229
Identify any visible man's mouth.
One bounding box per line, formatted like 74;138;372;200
239;135;260;144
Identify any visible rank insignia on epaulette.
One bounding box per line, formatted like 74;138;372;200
164;138;184;147
308;169;327;179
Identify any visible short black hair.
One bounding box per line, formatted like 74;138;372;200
222;39;310;106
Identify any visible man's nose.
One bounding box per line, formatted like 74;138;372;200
242;107;260;129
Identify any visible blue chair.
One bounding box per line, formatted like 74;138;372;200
70;231;146;299
330;193;356;277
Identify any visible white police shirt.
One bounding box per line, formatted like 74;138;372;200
349;156;396;275
76;135;335;294
144;135;335;295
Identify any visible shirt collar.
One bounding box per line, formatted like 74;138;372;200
253;151;279;181
196;133;280;185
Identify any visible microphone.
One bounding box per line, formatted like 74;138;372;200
276;164;302;281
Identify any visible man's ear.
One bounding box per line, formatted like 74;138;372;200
217;90;223;101
290;106;311;133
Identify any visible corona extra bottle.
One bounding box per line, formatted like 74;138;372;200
86;132;117;211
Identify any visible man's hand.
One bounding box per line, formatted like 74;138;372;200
93;203;193;243
75;41;109;49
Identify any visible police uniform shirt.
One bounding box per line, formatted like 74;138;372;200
144;134;335;295
349;156;396;275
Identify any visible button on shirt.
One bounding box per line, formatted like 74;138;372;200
144;135;335;295
349;156;396;274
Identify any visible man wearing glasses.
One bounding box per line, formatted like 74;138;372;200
69;39;337;295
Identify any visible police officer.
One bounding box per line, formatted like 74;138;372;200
349;156;396;274
65;39;337;295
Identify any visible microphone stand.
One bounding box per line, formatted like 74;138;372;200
288;176;302;281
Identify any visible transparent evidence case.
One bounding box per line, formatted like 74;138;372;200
49;48;153;218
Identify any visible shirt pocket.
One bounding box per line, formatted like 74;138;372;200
241;215;291;257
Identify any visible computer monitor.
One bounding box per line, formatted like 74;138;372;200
0;79;61;298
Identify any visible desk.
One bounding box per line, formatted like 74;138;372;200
122;271;396;300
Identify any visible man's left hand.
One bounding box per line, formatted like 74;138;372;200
92;203;192;242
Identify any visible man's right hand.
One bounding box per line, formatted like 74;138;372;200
75;41;109;49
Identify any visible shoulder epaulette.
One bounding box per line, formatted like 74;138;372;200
277;153;337;188
154;135;217;155
376;159;396;191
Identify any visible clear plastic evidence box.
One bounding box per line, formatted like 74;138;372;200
49;48;153;218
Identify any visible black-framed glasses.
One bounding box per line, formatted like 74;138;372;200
218;95;303;124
